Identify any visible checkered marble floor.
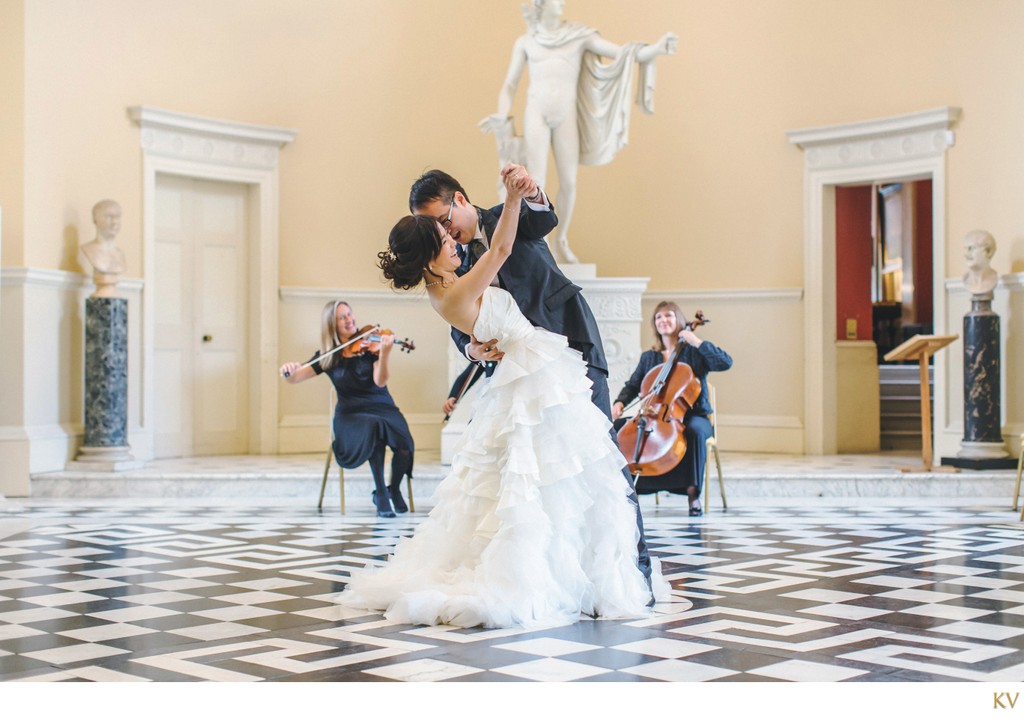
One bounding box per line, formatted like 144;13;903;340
1;500;1022;682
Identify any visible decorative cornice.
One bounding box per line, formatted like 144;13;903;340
786;106;961;170
279;285;804;306
645;287;804;303
127;106;297;145
576;277;650;292
278;286;423;304
1;267;144;292
944;272;1024;292
128;105;297;170
787;107;961;147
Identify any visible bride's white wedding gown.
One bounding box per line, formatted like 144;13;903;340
341;286;665;628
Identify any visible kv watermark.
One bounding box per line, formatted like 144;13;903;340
994;692;1020;709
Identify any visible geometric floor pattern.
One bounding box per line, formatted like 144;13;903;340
1;501;1023;682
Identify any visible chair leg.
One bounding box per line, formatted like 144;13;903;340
714;444;726;511
1013;449;1022;512
654;491;660;506
407;475;415;513
703;446;711;514
339;466;345;515
1014;435;1023;517
318;446;332;511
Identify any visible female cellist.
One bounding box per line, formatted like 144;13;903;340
279;300;415;518
612;301;732;516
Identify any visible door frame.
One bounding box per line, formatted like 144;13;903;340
787;107;960;455
129;106;296;456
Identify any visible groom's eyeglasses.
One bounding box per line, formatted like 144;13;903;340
440;198;455;231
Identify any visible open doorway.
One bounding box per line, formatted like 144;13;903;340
836;178;934;451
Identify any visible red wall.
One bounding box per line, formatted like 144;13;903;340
835;185;874;341
912;179;933;325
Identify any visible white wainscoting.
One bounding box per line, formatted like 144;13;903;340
279;284;810;459
277;286;452;455
0;268;145;495
15;272;1009;497
643;288;806;454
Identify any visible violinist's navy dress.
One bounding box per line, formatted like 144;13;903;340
310;350;414;476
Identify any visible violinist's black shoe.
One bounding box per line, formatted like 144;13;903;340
371;490;396;519
389;485;409;514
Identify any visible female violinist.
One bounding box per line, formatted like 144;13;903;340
279;300;414;518
612;301;732;516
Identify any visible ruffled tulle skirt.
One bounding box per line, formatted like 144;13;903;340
340;294;664;628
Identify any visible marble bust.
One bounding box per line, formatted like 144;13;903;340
81;199;127;298
480;0;677;264
962;229;998;297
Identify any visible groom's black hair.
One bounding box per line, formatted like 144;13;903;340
409;169;470;212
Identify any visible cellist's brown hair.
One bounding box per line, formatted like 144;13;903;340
650;301;688;352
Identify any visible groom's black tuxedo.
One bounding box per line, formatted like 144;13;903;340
450;200;607;377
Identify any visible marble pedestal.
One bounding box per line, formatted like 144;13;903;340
941;295;1016;470
68;297;143;471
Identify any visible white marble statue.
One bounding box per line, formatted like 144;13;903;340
480;0;677;264
962;229;998;296
81;199;127;298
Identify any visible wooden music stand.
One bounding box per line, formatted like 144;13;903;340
883;334;958;473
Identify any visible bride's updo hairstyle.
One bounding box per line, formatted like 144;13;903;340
378;215;444;290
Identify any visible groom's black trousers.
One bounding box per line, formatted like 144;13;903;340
586;364;655;591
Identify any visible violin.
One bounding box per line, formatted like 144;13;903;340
341;325;416;357
616;310;709;477
280;324;415;378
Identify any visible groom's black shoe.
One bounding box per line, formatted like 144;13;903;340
371;490;396;519
389;484;409;514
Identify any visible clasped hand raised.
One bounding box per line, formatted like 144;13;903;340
500;162;537;202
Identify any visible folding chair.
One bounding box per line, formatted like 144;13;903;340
704;383;727;511
318;441;415;514
318;441;345;514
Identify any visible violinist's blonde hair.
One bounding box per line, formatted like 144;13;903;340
318;300;350;371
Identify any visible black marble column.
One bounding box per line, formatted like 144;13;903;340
942;295;1016;469
84;297;128;447
963;298;1001;444
71;296;141;469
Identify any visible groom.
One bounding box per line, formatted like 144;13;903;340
409;166;654;594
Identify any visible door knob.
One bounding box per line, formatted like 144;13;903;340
202;334;213;343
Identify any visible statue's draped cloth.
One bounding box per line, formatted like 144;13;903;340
531;24;657;167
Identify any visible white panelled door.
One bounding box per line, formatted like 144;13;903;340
154;174;250;457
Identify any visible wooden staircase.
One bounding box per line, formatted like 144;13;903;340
880;363;932;450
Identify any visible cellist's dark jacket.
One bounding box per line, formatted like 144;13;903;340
615;344;733;417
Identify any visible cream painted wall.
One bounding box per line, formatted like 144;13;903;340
0;0;25;267
2;1;1024;484
10;0;1021;290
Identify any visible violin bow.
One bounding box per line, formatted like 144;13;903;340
280;325;379;378
442;363;485;423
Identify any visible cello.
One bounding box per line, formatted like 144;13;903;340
615;311;709;478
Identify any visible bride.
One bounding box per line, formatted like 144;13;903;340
340;165;665;629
